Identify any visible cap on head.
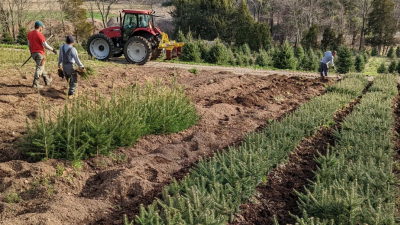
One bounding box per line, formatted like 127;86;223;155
66;35;75;44
35;21;45;28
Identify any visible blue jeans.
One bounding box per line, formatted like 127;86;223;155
320;62;328;77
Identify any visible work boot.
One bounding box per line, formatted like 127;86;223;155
43;76;52;86
32;84;44;89
32;79;43;89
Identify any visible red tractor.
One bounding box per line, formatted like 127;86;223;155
87;9;183;65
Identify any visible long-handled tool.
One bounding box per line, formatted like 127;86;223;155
21;34;54;68
21;56;32;68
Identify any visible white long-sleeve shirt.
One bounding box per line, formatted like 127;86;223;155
58;44;84;68
321;51;334;66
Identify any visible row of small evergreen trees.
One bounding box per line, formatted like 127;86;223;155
0;27;28;45
178;31;370;74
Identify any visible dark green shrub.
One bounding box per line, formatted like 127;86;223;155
16;27;28;45
336;46;354;74
1;32;14;44
396;46;400;58
388;61;397;73
176;29;186;42
371;47;378;56
227;48;236;66
377;62;388;74
180;42;201;62
272;41;296;70
81;39;87;50
301;24;319;50
206;41;229;65
396;61;400;74
354;55;365;72
387;46;395;58
363;52;369;63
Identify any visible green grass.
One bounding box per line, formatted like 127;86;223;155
21;81;197;162
0;44;28;49
364;57;392;76
295;74;398;224
87;12;118;21
127;74;369;225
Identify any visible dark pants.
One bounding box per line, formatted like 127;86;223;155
320;62;328;77
63;64;77;95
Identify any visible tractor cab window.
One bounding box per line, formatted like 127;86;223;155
123;14;137;41
138;15;150;28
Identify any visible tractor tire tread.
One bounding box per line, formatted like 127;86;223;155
124;36;152;65
87;33;115;61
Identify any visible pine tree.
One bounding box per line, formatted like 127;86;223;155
388;60;396;73
206;41;230;65
251;22;271;51
387;46;395;58
396;46;400;58
272;41;296;70
61;0;93;42
336;46;354;74
180;42;201;62
321;27;336;51
235;0;254;47
377;62;388;74
295;45;305;60
301;25;319;50
355;55;365;72
16;27;28;45
366;0;397;55
396;61;400;74
1;32;14;44
371;47;378;56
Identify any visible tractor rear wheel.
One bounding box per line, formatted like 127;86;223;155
87;34;114;61
151;48;162;60
124;36;152;65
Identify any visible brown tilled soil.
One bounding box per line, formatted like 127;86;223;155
0;65;332;225
231;82;371;225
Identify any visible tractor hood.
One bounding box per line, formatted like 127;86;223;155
101;26;121;33
100;26;122;39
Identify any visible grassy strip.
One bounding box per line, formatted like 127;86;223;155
126;74;369;225
0;43;28;49
22;81;197;162
295;74;398;224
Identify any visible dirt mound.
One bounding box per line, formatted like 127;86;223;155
0;65;332;224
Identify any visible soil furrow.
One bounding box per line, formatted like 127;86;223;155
231;81;372;225
0;67;332;225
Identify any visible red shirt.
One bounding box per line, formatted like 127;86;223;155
27;30;46;55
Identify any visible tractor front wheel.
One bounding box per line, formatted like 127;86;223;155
87;34;114;61
124;36;152;65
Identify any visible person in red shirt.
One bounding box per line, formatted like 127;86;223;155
27;21;57;88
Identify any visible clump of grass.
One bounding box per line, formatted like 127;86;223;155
6;192;21;203
188;67;198;74
76;66;95;81
21;81;197;162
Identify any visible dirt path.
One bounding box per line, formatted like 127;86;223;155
0;65;332;225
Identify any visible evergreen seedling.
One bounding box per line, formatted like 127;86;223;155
387;46;395;58
272;41;296;70
396;46;400;58
354;55;365;72
336;46;354;74
377;62;388;74
388;60;397;73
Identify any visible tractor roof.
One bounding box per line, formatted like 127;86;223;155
122;9;152;15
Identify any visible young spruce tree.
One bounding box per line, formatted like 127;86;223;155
336;46;354;74
272;41;296;70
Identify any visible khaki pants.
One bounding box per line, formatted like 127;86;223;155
32;52;50;86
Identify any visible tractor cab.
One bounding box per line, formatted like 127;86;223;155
86;9;183;65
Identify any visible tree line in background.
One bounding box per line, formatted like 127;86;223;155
172;0;400;55
177;30;370;74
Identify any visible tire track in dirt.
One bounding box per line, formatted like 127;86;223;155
231;81;372;225
0;66;333;225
